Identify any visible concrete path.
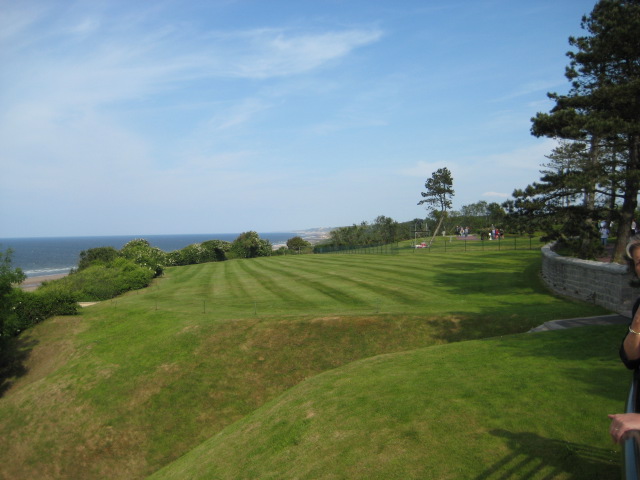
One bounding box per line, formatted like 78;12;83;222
529;314;630;333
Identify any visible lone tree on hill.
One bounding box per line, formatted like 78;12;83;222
418;167;454;247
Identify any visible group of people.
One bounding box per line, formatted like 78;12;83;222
479;226;503;241
454;226;470;237
453;225;504;240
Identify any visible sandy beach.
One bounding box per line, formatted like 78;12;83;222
19;273;68;292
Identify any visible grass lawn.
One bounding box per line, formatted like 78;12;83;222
150;325;627;480
0;247;625;479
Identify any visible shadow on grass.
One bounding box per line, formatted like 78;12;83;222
432;257;545;296
475;429;618;480
0;336;37;397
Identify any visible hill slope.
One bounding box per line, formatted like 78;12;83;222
150;325;627;480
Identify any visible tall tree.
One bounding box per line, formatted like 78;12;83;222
418;167;454;247
530;0;640;262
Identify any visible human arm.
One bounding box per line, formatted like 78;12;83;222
609;413;640;443
622;306;640;369
620;299;640;369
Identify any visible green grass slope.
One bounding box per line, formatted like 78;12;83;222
149;325;627;480
0;249;617;479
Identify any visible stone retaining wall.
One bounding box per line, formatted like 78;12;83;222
541;243;639;317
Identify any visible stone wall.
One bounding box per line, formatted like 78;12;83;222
540;243;639;317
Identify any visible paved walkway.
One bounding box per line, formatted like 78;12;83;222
529;314;630;333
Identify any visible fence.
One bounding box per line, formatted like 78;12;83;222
314;243;400;254
315;236;538;255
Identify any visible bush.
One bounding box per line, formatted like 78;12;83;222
272;246;288;256
77;246;119;271
230;231;272;259
286;236;312;253
201;240;230;262
40;258;155;301
3;288;78;337
167;240;230;266
120;239;167;277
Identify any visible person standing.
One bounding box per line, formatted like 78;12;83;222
600;221;610;246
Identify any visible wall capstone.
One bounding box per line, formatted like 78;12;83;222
541;243;639;317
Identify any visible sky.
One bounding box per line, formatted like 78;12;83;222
0;0;599;238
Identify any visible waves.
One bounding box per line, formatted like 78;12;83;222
23;266;75;278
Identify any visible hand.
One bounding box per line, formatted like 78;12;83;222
609;413;640;443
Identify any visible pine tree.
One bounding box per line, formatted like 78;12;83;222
529;0;640;262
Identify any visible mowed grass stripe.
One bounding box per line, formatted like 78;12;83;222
256;256;421;306
234;259;318;307
295;255;437;299
250;257;371;307
281;254;443;294
212;260;253;301
273;253;455;299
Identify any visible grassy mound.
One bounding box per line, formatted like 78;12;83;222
0;250;619;479
150;325;626;480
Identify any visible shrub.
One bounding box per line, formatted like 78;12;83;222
201;240;230;262
77;246;119;271
4;288;78;337
286;236;312;253
0;248;26;338
40;258;155;301
167;240;230;266
230;231;272;259
120;239;167;277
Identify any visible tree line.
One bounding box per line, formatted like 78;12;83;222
505;0;640;262
415;1;640;263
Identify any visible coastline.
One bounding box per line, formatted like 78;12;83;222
19;273;68;292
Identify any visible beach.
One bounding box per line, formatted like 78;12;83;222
19;273;68;292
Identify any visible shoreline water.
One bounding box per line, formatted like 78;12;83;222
19;273;69;291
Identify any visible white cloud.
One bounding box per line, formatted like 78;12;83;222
214;28;384;79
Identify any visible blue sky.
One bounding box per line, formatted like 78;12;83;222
0;0;597;237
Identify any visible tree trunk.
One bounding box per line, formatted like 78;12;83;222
613;134;640;263
428;214;445;247
583;137;599;210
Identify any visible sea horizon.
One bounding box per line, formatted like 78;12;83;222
1;229;332;278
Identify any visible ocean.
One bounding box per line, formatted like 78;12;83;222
0;233;299;278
